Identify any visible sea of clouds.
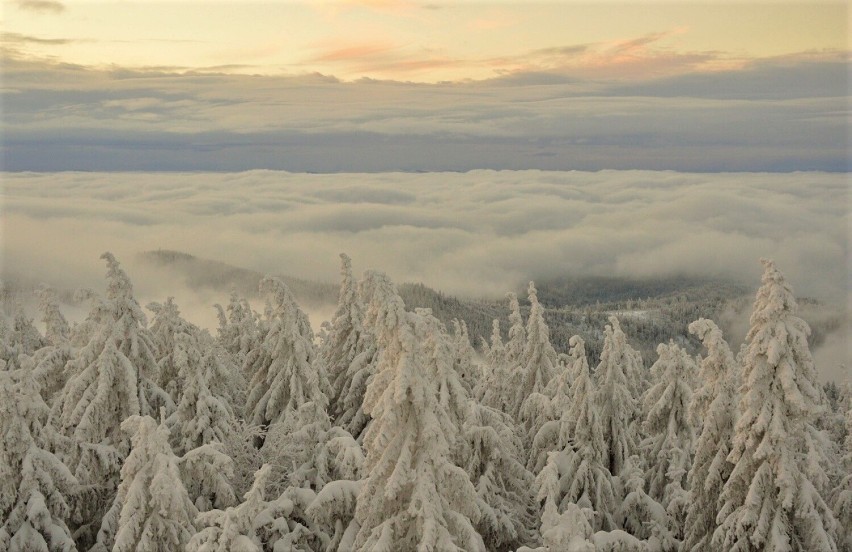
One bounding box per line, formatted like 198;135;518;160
2;169;849;377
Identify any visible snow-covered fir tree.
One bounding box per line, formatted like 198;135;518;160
147;297;202;401
188;464;275;552
166;333;236;456
93;415;197;552
830;403;852;552
681;318;738;552
28;286;73;403
595;316;642;478
451;319;481;393
641;341;695;539
214;291;261;372
528;335;587;474
618;455;676;549
352;271;484;552
458;401;536;551
322;253;376;441
0;367;77;552
245;276;329;433
517;282;559;456
714;259;838;552
476;319;514;414
51;253;172;548
536;334;618;532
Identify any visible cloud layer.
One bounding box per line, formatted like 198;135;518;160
2;52;848;172
3;170;847;306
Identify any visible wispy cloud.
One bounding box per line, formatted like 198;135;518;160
2;32;75;46
14;0;64;14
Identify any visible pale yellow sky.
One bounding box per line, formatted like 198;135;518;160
3;1;848;82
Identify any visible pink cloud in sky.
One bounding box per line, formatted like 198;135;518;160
311;40;401;63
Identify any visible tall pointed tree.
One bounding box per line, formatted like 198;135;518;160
517;282;559;454
536;335;617;532
323;253;376;440
245;276;329;432
681;318;738;552
595;316;641;478
353;271;484;552
51;253;171;547
641;341;695;539
714;259;838;552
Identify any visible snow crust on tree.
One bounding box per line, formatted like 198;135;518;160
618;455;675;549
245;276;329;431
49;253;173;548
451;319;481;393
714;259;838;552
830;405;852;552
536;336;617;533
505;292;526;370
641;341;694;538
93;415;197;552
188;464;275;552
458;401;536;551
28;287;73;403
476;319;515;414
147;297;202;401
166;334;235;456
0;368;77;552
595;316;642;478
214;291;260;373
681;318;738;552
322;253;376;441
353;271;484;552
517;282;559;455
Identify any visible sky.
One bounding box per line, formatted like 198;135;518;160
1;1;849;171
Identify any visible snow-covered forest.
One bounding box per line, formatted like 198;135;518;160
1;252;848;552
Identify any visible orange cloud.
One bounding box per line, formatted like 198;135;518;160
310;40;400;63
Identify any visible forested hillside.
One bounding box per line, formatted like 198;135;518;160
0;253;847;552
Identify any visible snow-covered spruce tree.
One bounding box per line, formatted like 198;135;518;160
595;316;642;478
517;282;559;456
166;333;235;456
504;293;526;383
147;297;203;401
714;259;838;552
0;368;77;552
29;286;73;403
352;271;484;552
188;464;277;552
92;415;197;552
831;404;852;552
618;454;676;549
681;318;738;552
536;334;618;532
451;319;481;393
476;319;514;414
245;276;329;434
641;341;695;538
458;401;536;551
214;290;261;372
529;335;587;475
517;499;596;552
51;253;172;547
7;303;46;357
322;253;377;441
